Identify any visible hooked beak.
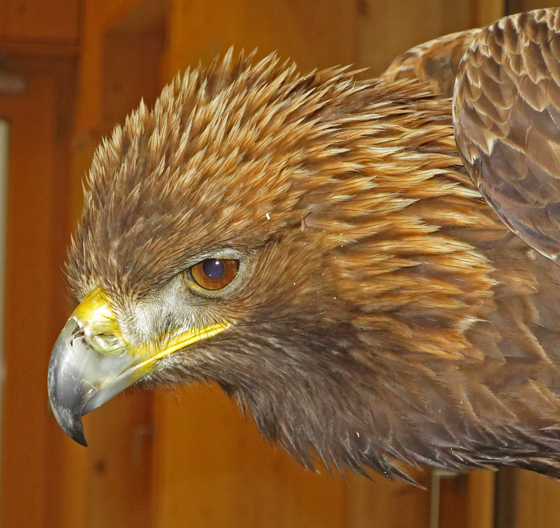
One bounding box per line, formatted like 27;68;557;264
47;287;229;446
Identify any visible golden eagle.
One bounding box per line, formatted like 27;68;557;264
48;9;560;481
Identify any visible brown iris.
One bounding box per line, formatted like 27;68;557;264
189;259;239;290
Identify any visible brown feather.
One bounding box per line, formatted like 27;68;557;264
67;13;560;481
454;8;560;262
382;28;481;97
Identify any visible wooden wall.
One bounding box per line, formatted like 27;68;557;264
3;0;560;527
0;0;78;524
0;0;79;53
0;56;75;528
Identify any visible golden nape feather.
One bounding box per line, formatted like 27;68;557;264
48;8;560;482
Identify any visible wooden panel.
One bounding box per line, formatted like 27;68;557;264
0;71;55;528
505;1;559;15
345;470;430;528
357;0;475;76
476;0;505;26
0;0;79;43
164;0;357;79
153;392;493;528
74;0;165;134
438;471;495;528
0;0;152;46
152;388;343;527
70;394;153;528
153;386;433;528
102;30;166;128
466;472;495;528
505;471;560;528
0;51;77;526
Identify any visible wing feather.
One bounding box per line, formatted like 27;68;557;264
454;8;560;262
382;29;482;97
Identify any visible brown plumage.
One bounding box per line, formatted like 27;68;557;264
49;8;560;482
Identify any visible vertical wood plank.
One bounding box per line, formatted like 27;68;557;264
164;0;357;80
81;394;154;528
475;0;504;26
467;472;495;528
153;386;349;528
0;71;57;528
60;440;89;528
357;0;475;76
497;468;560;528
345;470;430;528
63;2;167;527
512;471;560;528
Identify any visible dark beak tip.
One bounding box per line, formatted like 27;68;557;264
61;418;89;447
49;402;89;447
71;424;89;447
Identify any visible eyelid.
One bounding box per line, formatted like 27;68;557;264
184;248;242;268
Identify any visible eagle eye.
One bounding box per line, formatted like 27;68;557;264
189;259;239;291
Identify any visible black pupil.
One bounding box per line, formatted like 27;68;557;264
202;259;225;279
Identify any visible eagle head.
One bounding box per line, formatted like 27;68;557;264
49;52;480;481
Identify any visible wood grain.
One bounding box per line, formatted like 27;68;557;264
153;386;434;528
0;0;79;43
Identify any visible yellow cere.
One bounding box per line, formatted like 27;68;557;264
72;287;231;371
73;287;126;349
